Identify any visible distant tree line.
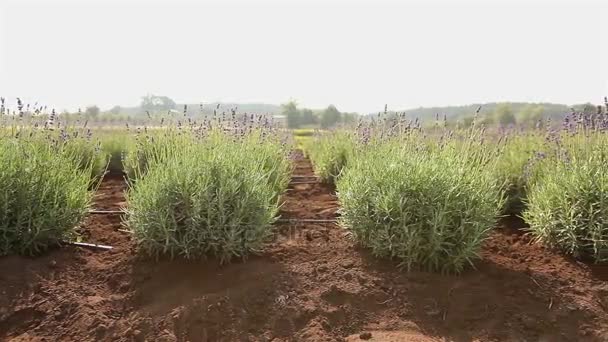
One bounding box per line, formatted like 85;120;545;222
454;102;603;128
281;101;359;129
386;102;603;128
56;95;284;126
51;94;604;128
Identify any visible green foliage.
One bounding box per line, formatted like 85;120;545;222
281;101;320;129
517;104;544;126
85;105;100;119
292;128;315;137
492;134;544;214
282;101;303;129
319;105;341;128
98;129;132;174
494;103;516;125
64;137;108;179
281;101;358;129
400;102;570;124
299;109;316;127
1;121;109;180
304;130;356;183
524;133;608;262
0;137;94;256
140;94;177;113
572;103;601;116
108;105;122;115
122;130;189;180
337;135;504;274
125;129;291;262
460;115;475;127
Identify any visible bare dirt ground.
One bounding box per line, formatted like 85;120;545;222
1;151;608;341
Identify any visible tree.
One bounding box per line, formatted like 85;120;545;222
299;108;316;126
140;94;176;113
320;105;341;128
109;105;122;115
479;114;495;126
518;104;544;127
578;103;597;116
518;104;535;123
281;101;302;129
85;106;100;119
494;103;516;125
530;105;545;124
460;115;475;127
59;110;76;123
342;112;358;125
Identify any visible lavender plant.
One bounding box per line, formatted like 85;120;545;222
0;98;103;255
337;121;504;273
304;130;357;183
97;129;133;174
492;133;545;214
123;128;193;180
125;114;292;262
524;103;608;262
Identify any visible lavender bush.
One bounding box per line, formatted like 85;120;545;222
337;120;504;273
524;103;608;262
125;113;292;262
304;129;357;183
0;99;96;255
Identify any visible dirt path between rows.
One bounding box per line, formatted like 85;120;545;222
1;151;608;341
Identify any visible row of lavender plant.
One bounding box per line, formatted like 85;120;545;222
307;99;608;271
524;98;608;262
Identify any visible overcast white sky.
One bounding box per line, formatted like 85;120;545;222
0;0;607;113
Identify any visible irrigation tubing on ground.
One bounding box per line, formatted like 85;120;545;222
68;241;114;250
89;210;123;214
88;210;337;224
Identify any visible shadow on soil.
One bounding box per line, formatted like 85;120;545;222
341;233;601;342
124;255;300;341
0;248;77;338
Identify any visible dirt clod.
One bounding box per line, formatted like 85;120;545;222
359;331;373;340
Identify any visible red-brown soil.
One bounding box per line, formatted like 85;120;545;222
1;152;608;341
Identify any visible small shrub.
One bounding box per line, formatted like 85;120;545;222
305;130;356;183
492;134;544;214
125;129;291;262
524;132;608;262
0;139;94;255
123;130;189;180
338;140;504;273
62;136;108;179
99;129;132;174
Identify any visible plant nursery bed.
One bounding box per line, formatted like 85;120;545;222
1;154;608;341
